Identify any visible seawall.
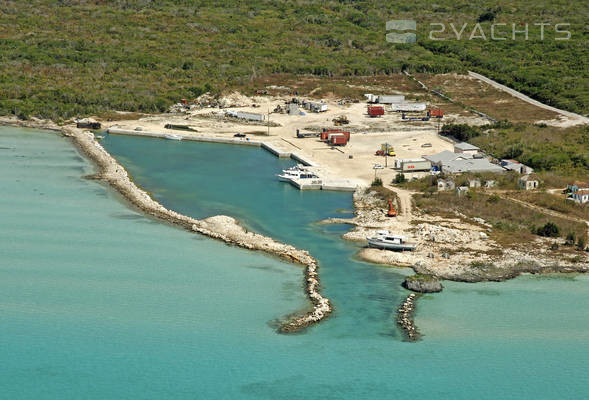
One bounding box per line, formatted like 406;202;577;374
107;127;317;167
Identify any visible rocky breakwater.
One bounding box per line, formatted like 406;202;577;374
397;293;420;341
63;127;331;332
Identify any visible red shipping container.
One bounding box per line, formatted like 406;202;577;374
322;128;343;141
368;106;384;116
330;134;347;146
430;108;444;118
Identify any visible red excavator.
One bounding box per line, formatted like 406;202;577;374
387;198;397;217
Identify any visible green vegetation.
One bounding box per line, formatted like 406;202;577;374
0;1;586;120
393;173;407;184
414;191;586;246
511;191;589;221
440;123;481;141
406;274;437;282
535;222;560;238
438;123;588;178
471;124;589;177
371;177;383;187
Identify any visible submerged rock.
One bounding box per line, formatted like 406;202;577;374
402;274;443;293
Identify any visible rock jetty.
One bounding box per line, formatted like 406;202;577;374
397;293;420;341
63;127;331;333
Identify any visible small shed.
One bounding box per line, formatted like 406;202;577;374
518;174;539;190
454;142;479;155
469;179;481;188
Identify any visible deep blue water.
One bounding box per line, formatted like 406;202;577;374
1;127;588;399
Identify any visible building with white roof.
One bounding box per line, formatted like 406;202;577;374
454;142;480;154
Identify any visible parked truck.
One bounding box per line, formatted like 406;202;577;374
377;95;405;104
400;159;432;172
390;103;427;112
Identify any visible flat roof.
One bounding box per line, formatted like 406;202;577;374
454;142;480;151
424;150;472;164
442;159;505;174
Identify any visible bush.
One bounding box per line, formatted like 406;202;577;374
477;9;498;23
565;232;576;246
577;237;587;251
371;177;383;187
536;222;560;238
393;173;407;184
440;124;480;141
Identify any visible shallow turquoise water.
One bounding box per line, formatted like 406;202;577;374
1;127;588;399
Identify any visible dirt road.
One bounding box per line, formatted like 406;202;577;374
468;71;589;125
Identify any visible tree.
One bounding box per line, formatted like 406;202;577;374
577;237;587;251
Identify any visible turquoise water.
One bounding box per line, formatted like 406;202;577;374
1;127;588;399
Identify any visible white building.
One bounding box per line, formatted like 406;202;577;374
469;179;481;188
501;159;534;175
567;182;589;204
518;175;539;190
454;142;479;155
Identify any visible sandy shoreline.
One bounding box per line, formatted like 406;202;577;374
0;117;331;333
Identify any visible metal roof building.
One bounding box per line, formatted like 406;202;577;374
441;158;506;174
454;142;480;153
423;150;473;165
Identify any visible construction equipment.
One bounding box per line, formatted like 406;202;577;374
387;199;397;217
376;143;395;156
332;115;349;125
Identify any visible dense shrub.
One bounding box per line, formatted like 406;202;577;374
371;177;383;187
536;222;560;237
440;124;480;141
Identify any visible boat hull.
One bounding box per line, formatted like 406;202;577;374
367;239;416;251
